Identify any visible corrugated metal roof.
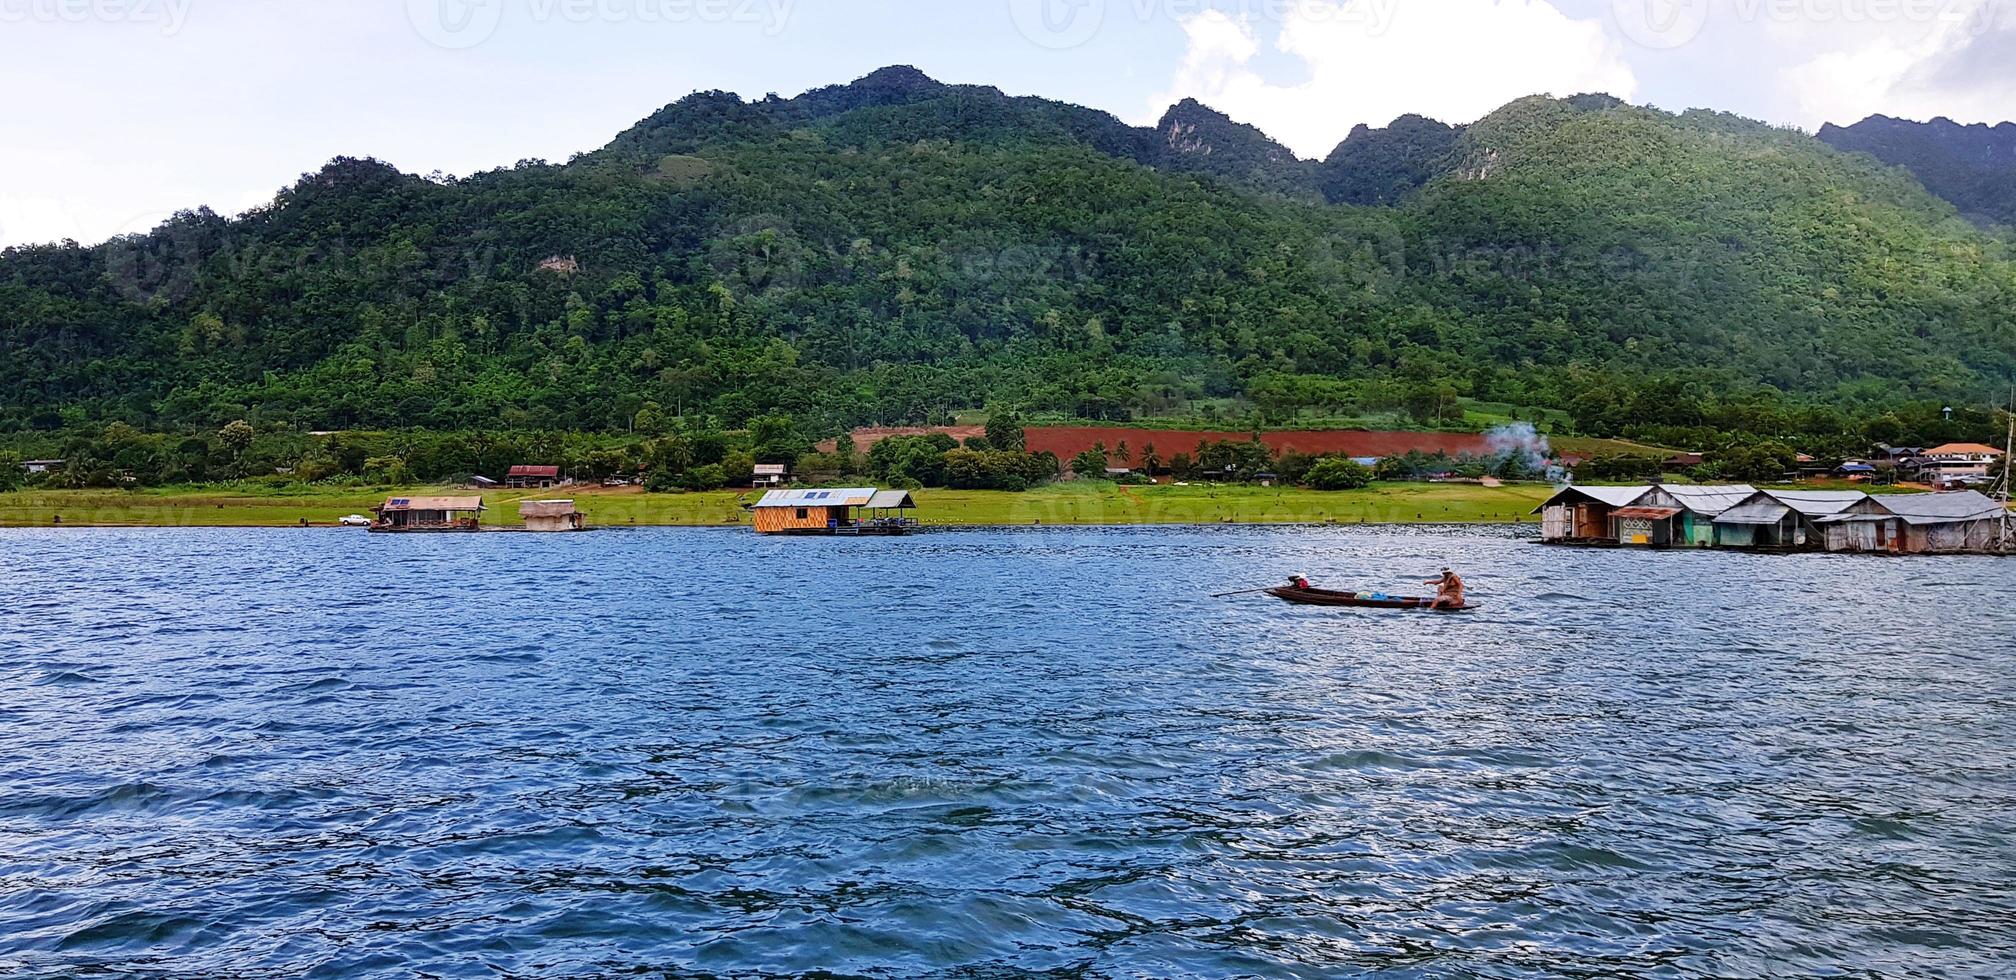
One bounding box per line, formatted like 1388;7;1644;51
1653;485;1758;517
518;500;578;518
378;496;485;512
754;488;877;508
508;465;561;477
1760;489;1868;517
1532;485;1652;513
867;490;916;509
1614;506;1683;520
1866;490;2006;525
752;464;788;475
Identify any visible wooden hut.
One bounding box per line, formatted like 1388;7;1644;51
1533;486;1651;544
371;496;485;532
519;499;586;532
1815;491;2006;554
751;488;915;535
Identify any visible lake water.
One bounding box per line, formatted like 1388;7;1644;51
2;526;2012;978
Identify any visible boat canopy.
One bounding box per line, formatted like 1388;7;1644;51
866;490;916;510
376;496;485;513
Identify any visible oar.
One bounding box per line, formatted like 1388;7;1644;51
1212;587;1279;598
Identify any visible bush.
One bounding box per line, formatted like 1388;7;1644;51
1304;457;1374;490
681;463;728;491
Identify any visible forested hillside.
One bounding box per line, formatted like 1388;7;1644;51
3;67;2012;449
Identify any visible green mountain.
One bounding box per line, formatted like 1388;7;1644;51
1319;114;1465;206
1818;114;2016;228
2;67;2012;441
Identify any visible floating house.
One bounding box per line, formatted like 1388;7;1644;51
1536;485;1652;543
519;499;587;532
1627;485;1758;547
751;488;918;535
371;496;485;532
1815;491;2007;554
1713;489;1869;550
1540;482;2008;554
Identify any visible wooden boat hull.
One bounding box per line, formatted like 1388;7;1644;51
1267;587;1472;612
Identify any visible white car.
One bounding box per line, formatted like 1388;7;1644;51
338;515;372;527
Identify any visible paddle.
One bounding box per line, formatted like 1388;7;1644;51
1211;587;1279;598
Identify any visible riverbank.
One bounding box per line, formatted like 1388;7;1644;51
0;482;1555;529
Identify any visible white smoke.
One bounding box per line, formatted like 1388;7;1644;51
1485;423;1555;481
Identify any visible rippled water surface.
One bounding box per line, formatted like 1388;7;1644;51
2;526;2013;978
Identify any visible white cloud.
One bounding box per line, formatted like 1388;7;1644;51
1144;0;1639;158
1780;0;2016;126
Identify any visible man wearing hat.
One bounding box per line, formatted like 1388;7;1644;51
1425;568;1465;609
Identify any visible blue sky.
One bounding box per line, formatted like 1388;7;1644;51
3;0;2011;248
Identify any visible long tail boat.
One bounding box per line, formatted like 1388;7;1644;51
1266;586;1473;613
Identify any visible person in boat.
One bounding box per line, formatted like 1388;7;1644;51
1287;573;1312;591
1426;568;1465;609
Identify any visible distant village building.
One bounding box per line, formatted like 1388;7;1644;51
519;499;586;532
752;463;789;488
19;459;64;474
751;488;917;535
1910;443;2003;486
506;465;561;489
371;496;485;532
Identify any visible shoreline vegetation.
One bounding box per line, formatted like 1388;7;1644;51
0;482;1558;529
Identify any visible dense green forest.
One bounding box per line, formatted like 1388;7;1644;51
4;66;2013;462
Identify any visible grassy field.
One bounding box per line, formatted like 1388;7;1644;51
0;481;1557;529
